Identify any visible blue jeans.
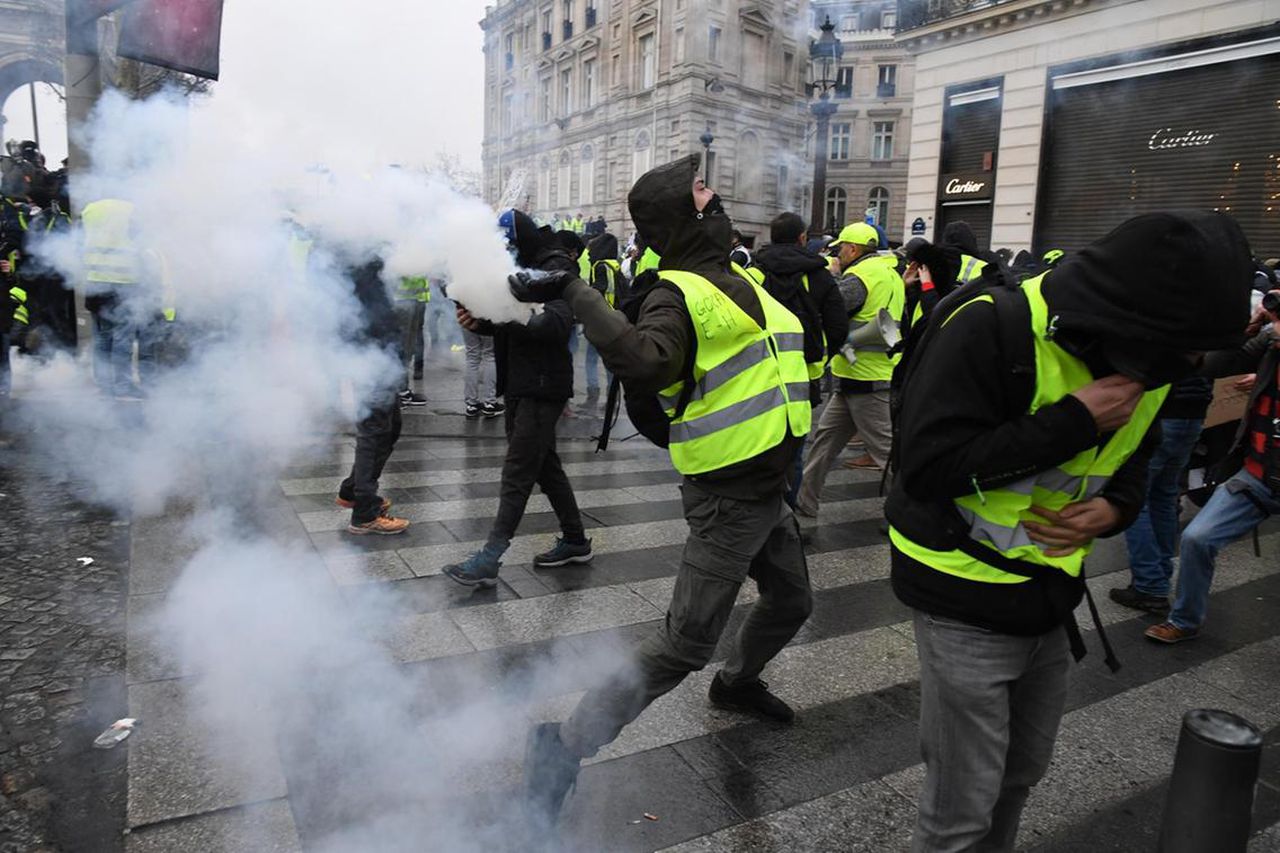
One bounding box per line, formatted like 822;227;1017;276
109;308;157;394
1122;418;1203;596
1170;468;1279;630
584;338;601;392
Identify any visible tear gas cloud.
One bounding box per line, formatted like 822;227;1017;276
8;3;623;849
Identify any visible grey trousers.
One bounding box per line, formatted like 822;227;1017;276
462;327;496;405
912;610;1070;853
795;389;893;515
560;480;813;758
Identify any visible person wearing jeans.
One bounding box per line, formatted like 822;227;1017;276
1146;317;1280;643
1111;375;1211;613
461;325;500;418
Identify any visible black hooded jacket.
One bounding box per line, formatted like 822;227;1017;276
752;241;848;403
887;211;1253;636
478;210;575;401
564;155;801;497
588;233;627;304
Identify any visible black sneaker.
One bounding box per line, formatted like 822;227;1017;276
482;399;506;419
523;723;580;832
1109;584;1169;614
400;391;428;407
708;673;795;723
533;537;593;568
464;402;481;419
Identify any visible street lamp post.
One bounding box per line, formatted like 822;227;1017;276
699;125;715;184
808;16;843;234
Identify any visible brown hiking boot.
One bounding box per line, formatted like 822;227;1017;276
347;515;410;536
335;495;392;512
1144;622;1200;644
842;453;879;470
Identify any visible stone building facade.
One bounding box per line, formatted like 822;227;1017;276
0;1;65;140
808;0;914;237
899;0;1280;255
480;0;820;247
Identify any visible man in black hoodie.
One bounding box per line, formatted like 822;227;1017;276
887;211;1251;851
509;156;813;828
750;212;849;506
338;255;412;535
442;210;591;584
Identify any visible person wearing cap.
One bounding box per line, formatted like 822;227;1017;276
794;221;905;516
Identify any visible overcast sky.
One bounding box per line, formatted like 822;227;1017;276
2;0;489;174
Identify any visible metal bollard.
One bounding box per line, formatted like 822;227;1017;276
1158;709;1262;853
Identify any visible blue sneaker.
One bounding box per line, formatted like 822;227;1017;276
442;549;502;588
533;537;593;568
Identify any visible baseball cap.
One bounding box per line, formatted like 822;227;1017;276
829;222;879;249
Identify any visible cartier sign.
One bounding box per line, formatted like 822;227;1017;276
1147;127;1217;151
940;172;994;201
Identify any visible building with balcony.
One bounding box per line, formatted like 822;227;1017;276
480;0;818;247
898;0;1280;257
807;0;914;236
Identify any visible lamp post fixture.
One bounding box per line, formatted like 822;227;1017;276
808;16;843;234
699;125;715;183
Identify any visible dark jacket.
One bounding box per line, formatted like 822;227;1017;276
345;256;399;350
564;154;801;498
1203;327;1280;472
887;211;1255;636
479;210;576;401
752;241;848;404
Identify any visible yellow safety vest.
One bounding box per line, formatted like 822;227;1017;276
9;285;27;326
890;274;1169;584
287;235;313;287
830;254;905;382
397;276;431;303
82;199;140;285
578;252;591;282
958;253;988;283
739;265;826;381
636;247;660;275
656;271;811;475
593;259;621;307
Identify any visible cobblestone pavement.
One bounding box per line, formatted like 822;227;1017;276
0;436;127;853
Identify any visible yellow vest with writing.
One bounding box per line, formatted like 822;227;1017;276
657;271;811;475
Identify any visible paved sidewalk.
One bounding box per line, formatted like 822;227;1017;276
116;401;1280;851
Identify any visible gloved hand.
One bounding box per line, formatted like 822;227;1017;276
508;270;574;303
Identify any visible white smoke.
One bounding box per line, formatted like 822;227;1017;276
5;5;623;849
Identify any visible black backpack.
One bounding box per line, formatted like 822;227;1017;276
888;265;1037;476
748;266;827;371
595;270;696;451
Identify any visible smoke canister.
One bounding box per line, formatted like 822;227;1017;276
1158;709;1262;852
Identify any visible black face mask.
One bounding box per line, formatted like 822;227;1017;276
698;194;725;218
1103;342;1204;390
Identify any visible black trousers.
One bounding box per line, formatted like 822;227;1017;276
489;396;584;546
340;391;403;524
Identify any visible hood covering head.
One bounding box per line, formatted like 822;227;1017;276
506;209;559;268
556;229;585;258
588;232;619;263
941;221;979;256
628;154;731;271
1044;211;1253;386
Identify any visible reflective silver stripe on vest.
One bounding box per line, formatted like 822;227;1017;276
658;340;771;410
773;332;805;352
785;381;810;402
958;507;1036;552
669;386;786;444
961;257;981;280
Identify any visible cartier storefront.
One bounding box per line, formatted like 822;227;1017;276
1035;34;1280;254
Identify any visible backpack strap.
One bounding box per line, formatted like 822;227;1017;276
595;276;696;453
